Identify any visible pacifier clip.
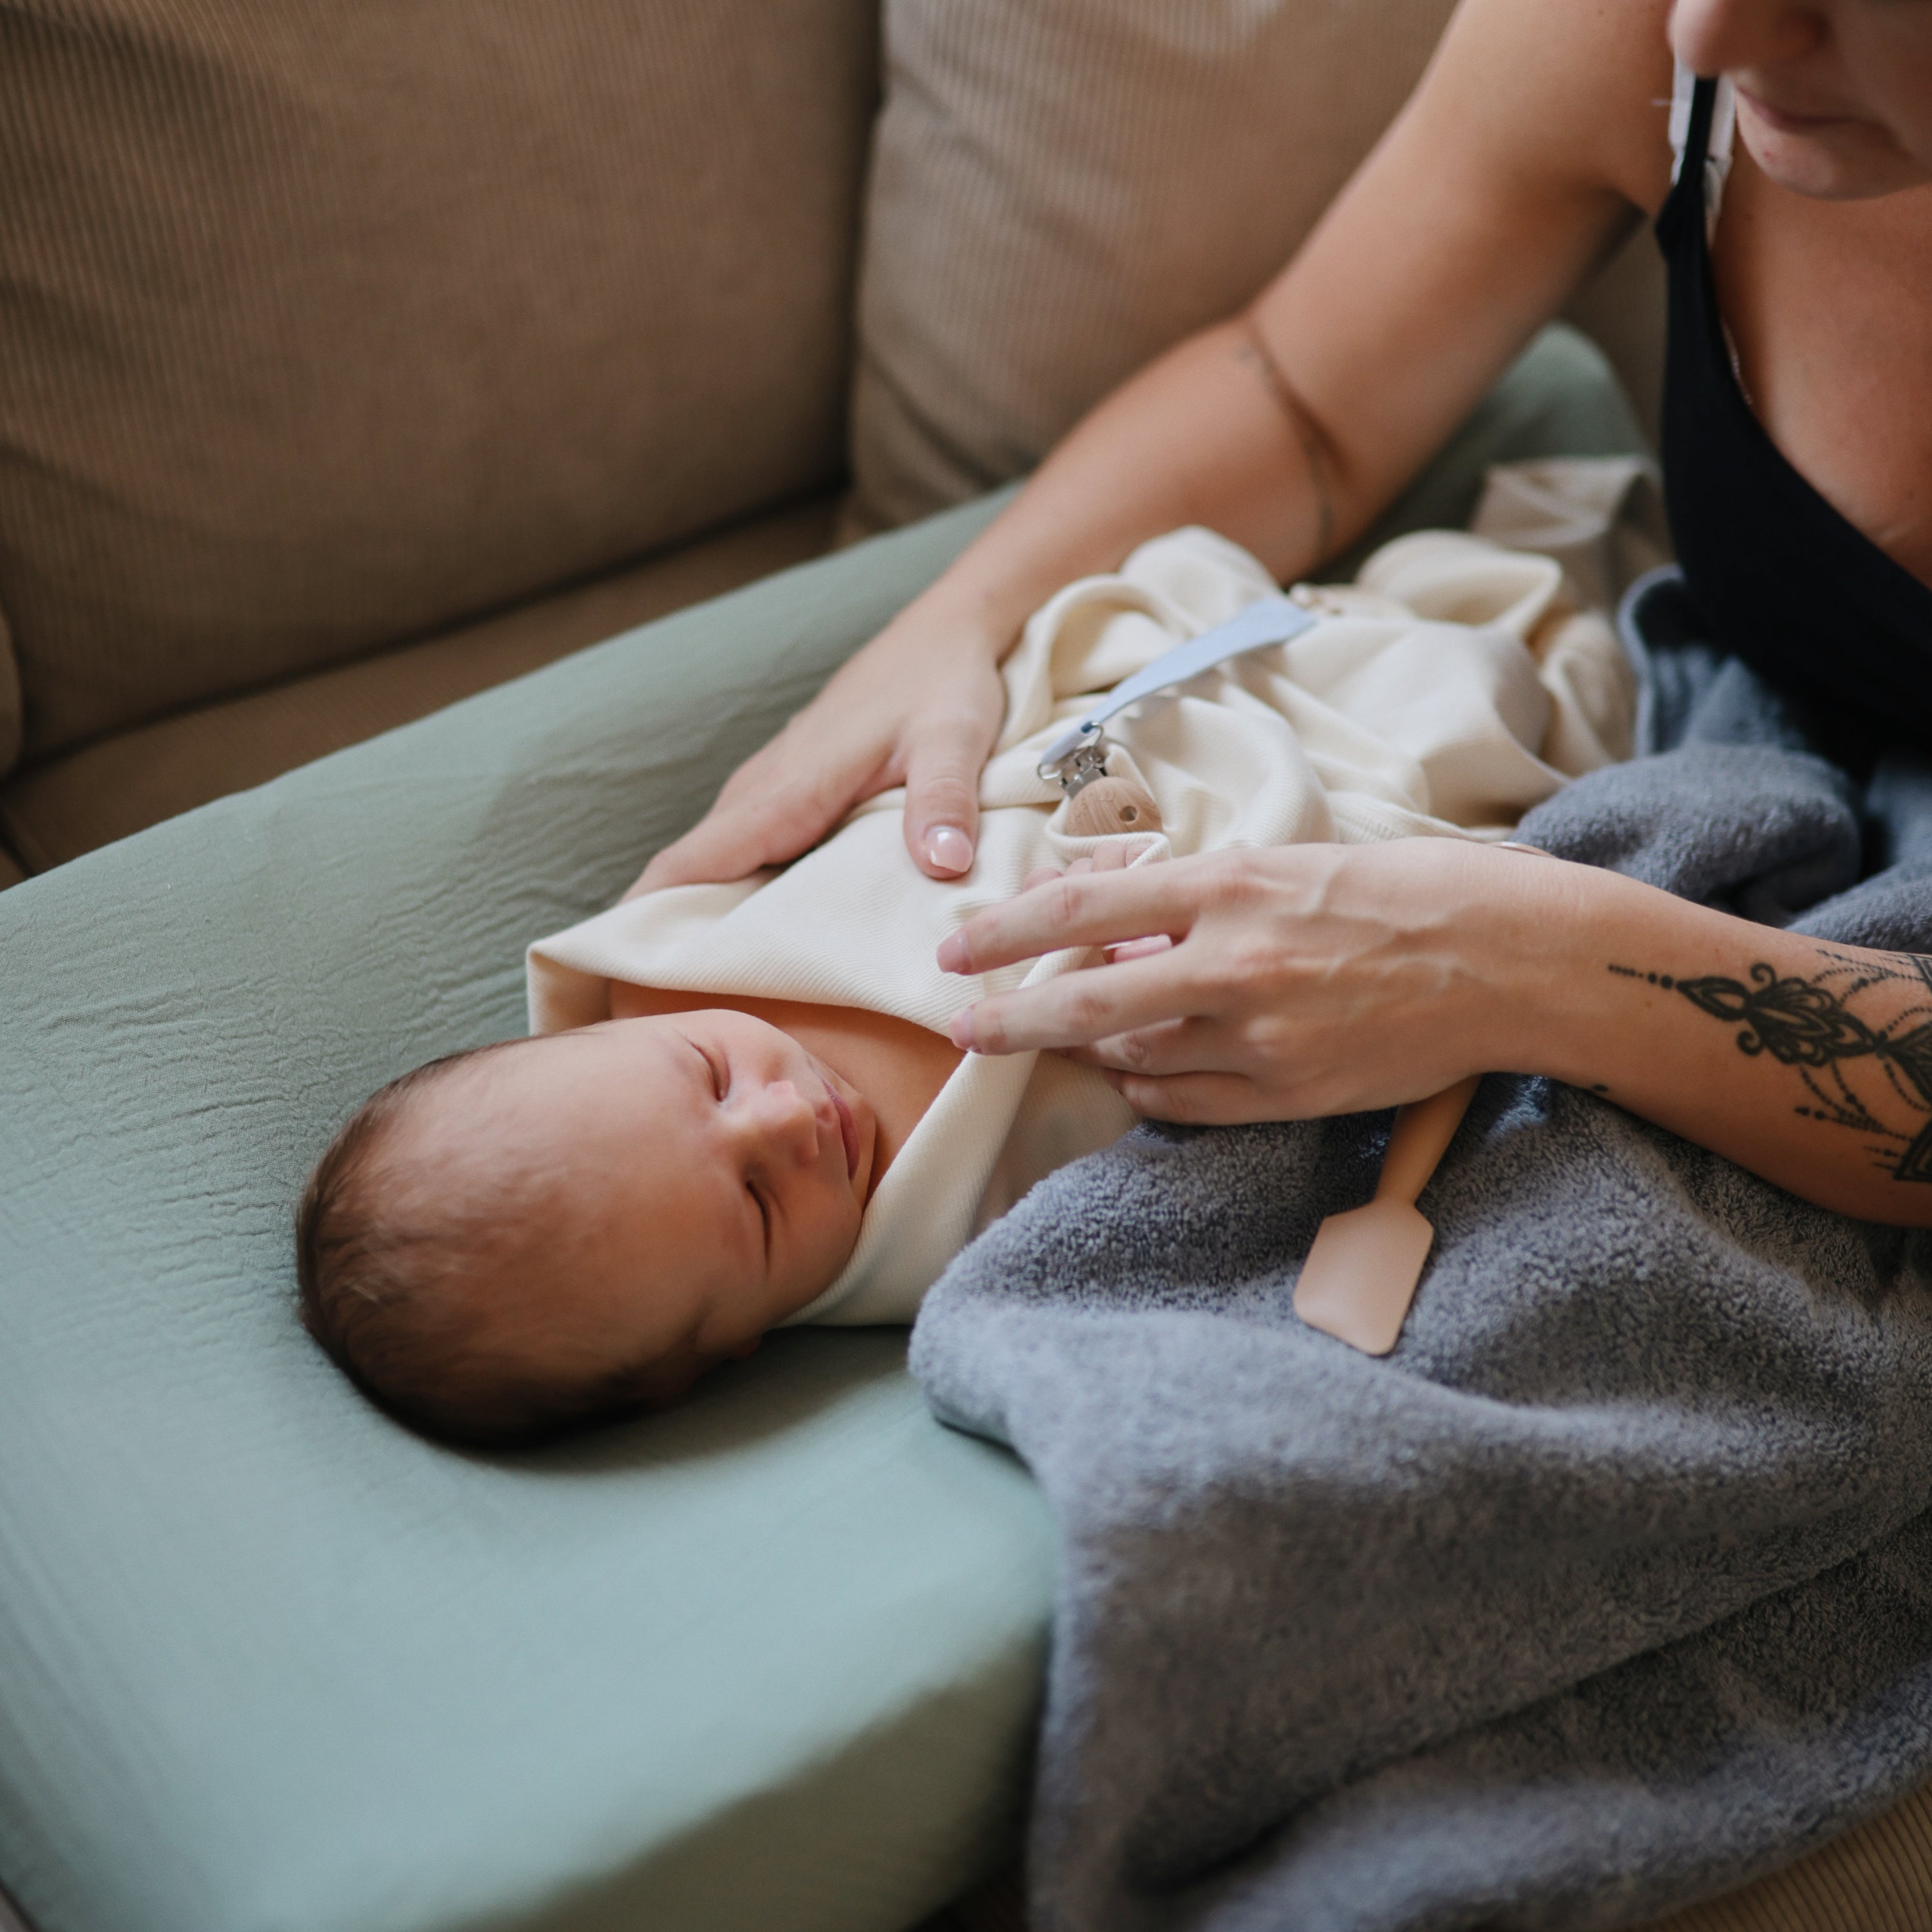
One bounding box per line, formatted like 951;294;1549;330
1034;592;1326;836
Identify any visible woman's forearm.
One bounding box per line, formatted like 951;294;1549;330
1519;867;1932;1226
901;318;1341;665
942;842;1932;1227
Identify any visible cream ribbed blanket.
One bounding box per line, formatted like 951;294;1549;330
528;460;1650;1324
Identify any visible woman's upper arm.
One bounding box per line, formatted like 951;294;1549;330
1252;0;1676;538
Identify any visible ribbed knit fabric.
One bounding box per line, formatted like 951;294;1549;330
0;0;876;766
849;0;1457;530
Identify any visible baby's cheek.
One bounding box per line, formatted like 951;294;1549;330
809;1193;866;1291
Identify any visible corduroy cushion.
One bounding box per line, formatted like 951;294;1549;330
0;493;840;876
0;0;875;770
0;611;17;780
1644;1776;1932;1932
848;0;1458;531
926;1790;1932;1932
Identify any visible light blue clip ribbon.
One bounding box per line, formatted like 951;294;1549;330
1034;592;1324;795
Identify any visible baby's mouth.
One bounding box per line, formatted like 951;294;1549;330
822;1076;862;1180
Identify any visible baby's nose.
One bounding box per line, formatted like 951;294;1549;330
750;1079;821;1160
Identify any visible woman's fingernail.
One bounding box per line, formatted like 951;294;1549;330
936;931;969;973
924;826;972;875
948;1009;977;1051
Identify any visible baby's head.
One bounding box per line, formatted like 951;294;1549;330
296;1013;877;1446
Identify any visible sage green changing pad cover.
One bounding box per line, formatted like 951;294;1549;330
0;328;1641;1932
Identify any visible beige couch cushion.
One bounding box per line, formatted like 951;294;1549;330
0;0;875;769
1645;1776;1932;1932
0;608;19;779
931;1773;1932;1931
849;0;1460;531
0;493;838;875
933;1772;1932;1929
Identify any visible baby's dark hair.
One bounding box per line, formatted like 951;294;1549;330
296;1043;653;1449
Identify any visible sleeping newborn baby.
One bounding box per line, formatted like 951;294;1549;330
298;470;1646;1447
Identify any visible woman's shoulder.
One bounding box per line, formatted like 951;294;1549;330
1417;0;1678;218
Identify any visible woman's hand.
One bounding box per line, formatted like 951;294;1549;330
1021;837;1175;959
627;599;1010;896
943;836;1932;1224
936;840;1572;1122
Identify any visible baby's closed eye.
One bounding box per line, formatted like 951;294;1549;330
690;1039;724;1100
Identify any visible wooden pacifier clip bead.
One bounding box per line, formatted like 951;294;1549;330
1063;777;1163;838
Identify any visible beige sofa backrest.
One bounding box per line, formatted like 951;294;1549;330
0;0;878;776
849;0;1463;532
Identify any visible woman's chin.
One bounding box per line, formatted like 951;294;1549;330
1738;101;1931;200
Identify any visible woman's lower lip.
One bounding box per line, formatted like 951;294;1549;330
1738;88;1852;135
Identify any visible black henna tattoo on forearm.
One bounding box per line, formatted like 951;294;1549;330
1607;950;1932;1184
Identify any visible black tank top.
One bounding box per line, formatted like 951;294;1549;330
1657;77;1932;748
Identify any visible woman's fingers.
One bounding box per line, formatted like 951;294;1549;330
950;949;1209;1054
1019;840;1151;899
627;611;1012;900
1063;1014;1233;1076
1104;933;1174;962
628;749;857;897
630;796;811;896
1102;1069;1271;1126
902;694;1003;879
938;862;1202;976
1090;835;1158;872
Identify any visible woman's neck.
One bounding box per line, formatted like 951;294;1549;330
1712;151;1932;589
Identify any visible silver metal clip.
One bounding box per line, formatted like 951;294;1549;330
1036;724;1112;797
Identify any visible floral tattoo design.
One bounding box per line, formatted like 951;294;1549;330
1609;950;1932;1183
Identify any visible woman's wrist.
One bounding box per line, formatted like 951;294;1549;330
1473;856;1745;1094
884;571;1020;668
1456;849;1653;1087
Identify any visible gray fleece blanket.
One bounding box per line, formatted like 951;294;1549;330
909;580;1932;1932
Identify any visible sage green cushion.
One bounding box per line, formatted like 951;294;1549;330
0;328;1642;1932
0;492;1052;1932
